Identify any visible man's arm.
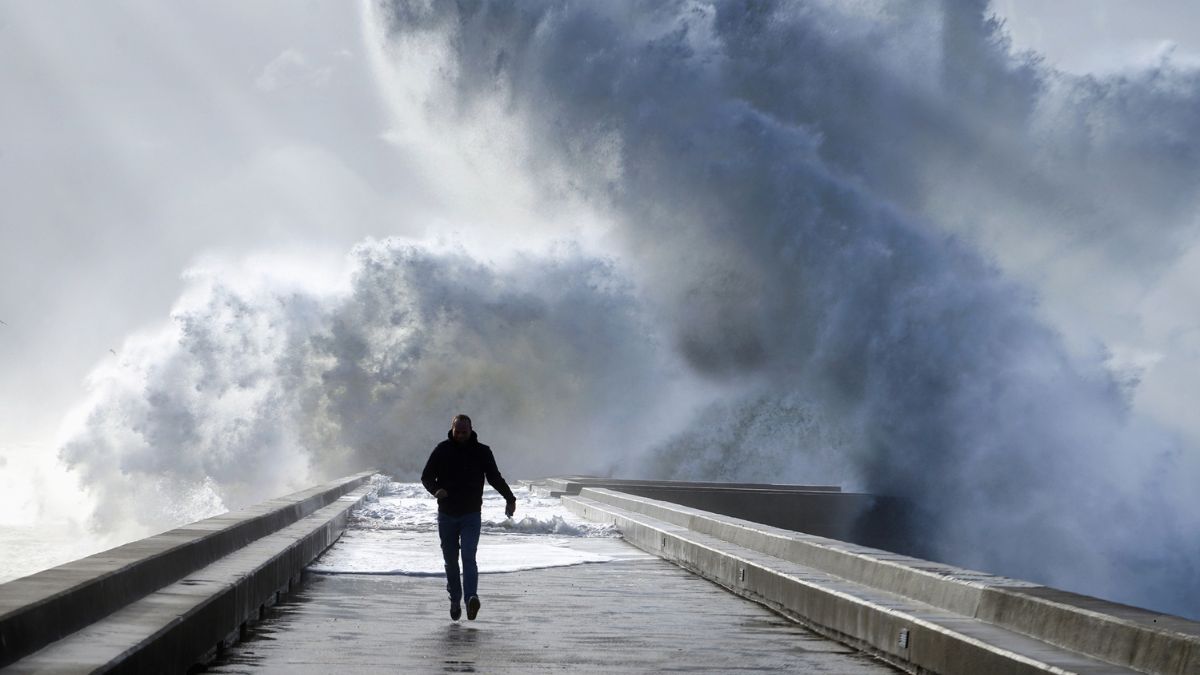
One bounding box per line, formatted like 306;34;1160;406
482;449;516;501
482;448;517;516
420;447;442;496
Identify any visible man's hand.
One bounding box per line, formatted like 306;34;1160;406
505;498;517;518
434;488;448;499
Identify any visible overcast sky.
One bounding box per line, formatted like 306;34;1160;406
996;0;1200;72
1;0;1198;452
0;1;431;449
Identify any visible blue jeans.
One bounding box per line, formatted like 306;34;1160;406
437;511;481;604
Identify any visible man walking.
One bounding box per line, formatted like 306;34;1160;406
421;414;518;621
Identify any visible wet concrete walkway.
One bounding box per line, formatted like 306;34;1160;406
204;539;898;674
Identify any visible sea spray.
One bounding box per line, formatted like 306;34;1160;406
49;0;1200;620
59;241;678;537
369;0;1200;617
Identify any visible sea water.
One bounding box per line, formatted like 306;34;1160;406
0;476;627;585
0;525;112;584
307;477;629;576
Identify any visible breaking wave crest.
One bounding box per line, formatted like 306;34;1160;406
53;1;1200;618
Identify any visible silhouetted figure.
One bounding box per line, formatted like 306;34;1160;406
421;414;517;621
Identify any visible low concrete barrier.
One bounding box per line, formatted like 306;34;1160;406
0;470;375;671
563;486;1200;674
534;478;914;553
538;476;842;496
605;485;913;553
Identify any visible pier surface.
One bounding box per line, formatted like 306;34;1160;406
12;477;1191;673
205;539;899;674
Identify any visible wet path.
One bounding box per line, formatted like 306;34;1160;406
204;539;898;674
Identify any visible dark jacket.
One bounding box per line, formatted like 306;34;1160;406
421;430;516;515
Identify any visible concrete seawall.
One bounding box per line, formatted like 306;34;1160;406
540;476;845;495
538;476;915;554
0;470;375;673
560;482;1200;675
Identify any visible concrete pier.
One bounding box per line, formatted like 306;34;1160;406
204;539;900;674
4;475;1199;674
535;477;915;554
560;484;1200;674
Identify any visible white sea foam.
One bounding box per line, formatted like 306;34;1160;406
485;514;610;537
349;478;619;537
309;479;618;575
307;530;612;576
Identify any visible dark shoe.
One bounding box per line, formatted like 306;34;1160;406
466;596;481;621
450;602;462;621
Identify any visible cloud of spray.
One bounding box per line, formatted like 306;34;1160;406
53;0;1200;619
60;241;677;539
367;0;1200;616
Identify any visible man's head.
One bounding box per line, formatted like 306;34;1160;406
450;414;473;444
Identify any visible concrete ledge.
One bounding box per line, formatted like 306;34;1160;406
976;587;1200;675
562;494;1124;674
604;485;908;549
566;488;1200;675
528;478;914;552
8;486;373;674
0;470;375;668
575;487;1005;615
537;476;841;497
